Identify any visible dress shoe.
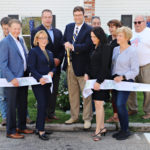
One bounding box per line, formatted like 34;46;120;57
26;118;35;124
112;131;123;138
128;110;138;116
142;114;150;119
39;133;49;140
7;133;24;139
116;131;132;140
65;118;78;124
17;129;34;134
84;120;91;130
49;115;59;120
1;119;7;126
35;129;53;135
44;131;53;135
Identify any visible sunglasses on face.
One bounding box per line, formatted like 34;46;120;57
134;21;144;25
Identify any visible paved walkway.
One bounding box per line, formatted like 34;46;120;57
0;131;149;150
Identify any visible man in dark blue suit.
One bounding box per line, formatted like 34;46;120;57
0;19;33;139
64;6;93;129
31;9;65;120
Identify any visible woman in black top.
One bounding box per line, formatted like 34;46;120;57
106;19;122;123
84;27;112;141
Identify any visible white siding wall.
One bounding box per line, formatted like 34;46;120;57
95;0;150;34
0;0;80;34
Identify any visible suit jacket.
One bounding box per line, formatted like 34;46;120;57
31;24;65;72
87;44;112;83
63;22;93;76
0;34;27;82
27;46;56;81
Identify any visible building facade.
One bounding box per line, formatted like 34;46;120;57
0;0;150;37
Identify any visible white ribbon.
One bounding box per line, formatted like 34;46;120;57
0;75;52;92
83;79;150;98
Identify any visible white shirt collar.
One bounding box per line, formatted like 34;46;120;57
10;33;27;71
10;33;20;42
74;22;84;33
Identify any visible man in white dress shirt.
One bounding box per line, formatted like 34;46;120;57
63;6;93;129
127;16;150;119
0;19;33;139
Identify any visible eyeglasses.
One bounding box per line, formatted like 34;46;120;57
74;14;83;17
134;21;144;25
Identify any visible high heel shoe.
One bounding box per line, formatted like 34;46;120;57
101;132;106;136
93;132;101;141
100;127;107;136
92;127;107;137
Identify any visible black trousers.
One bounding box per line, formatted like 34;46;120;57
47;72;60;117
5;86;28;134
32;83;51;131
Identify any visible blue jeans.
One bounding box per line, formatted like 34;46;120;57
0;69;7;119
0;88;7;119
114;80;133;132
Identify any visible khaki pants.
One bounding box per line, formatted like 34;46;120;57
127;63;150;114
127;92;138;111
67;63;92;121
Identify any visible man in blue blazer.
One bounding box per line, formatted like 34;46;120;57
0;19;33;139
31;9;65;120
0;17;11;126
64;6;93;129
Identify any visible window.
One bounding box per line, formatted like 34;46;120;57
21;15;56;50
8;15;19;19
21;17;41;50
121;15;132;29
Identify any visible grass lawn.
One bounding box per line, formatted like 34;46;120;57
104;92;148;123
0;90;149;124
28;90;150;124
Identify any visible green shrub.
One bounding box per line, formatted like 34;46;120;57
57;71;70;111
57;71;83;112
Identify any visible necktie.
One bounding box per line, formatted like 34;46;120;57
72;27;78;45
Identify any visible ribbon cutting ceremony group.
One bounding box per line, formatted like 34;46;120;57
0;5;150;142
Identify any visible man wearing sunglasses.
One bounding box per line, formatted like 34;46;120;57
127;16;150;119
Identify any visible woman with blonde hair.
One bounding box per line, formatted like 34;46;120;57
28;30;56;140
112;26;139;140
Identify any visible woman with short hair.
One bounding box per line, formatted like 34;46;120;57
112;26;139;140
106;19;122;123
107;19;122;50
28;30;56;140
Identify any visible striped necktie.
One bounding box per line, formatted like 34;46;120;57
72;27;78;45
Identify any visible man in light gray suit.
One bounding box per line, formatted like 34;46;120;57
0;19;33;139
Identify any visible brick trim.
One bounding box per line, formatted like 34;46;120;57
84;0;95;24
